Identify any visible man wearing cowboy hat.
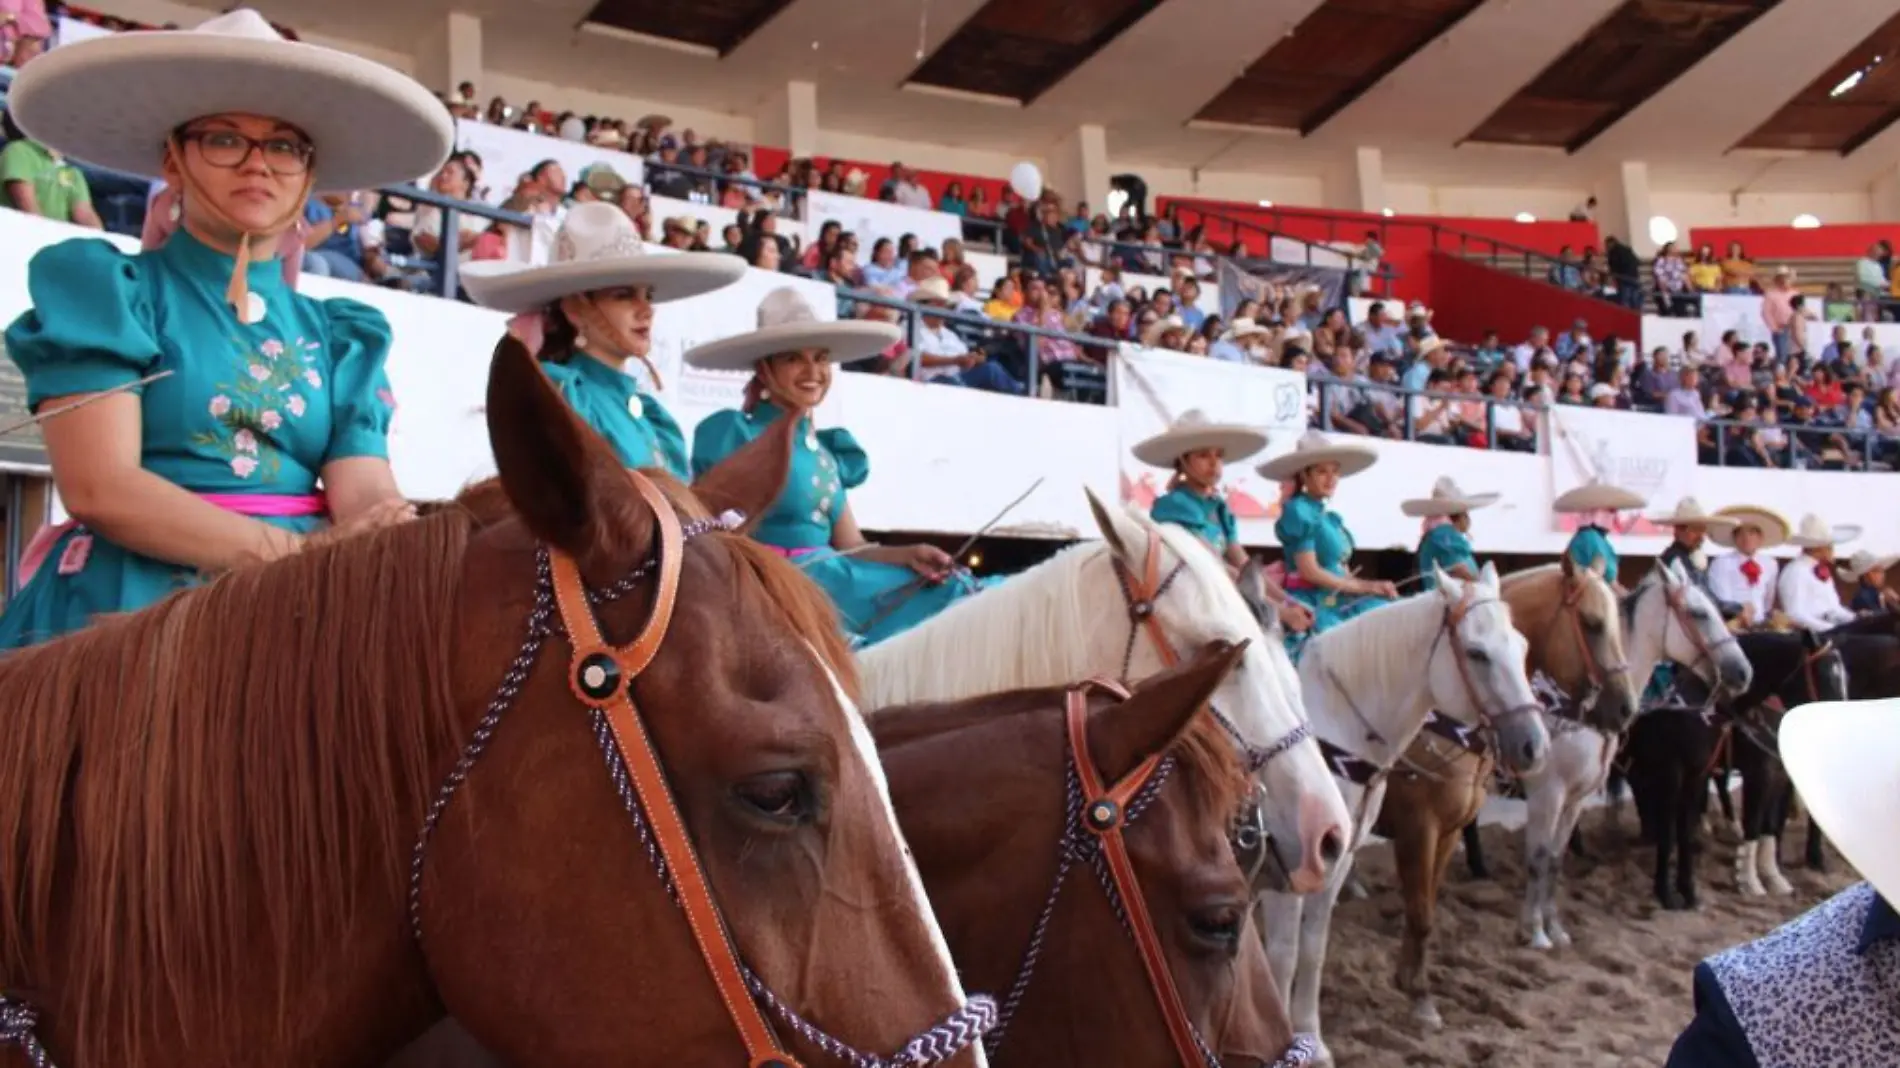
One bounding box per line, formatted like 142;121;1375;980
909;277;1025;394
1653;498;1743;618
1400;477;1497;590
1841;550;1900;614
1777;514;1861;634
1666;696;1900;1067
1707;506;1792;631
1208;318;1270;364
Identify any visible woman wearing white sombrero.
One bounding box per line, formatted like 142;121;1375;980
1552;478;1646;586
1259;430;1396;660
1400;477;1497;591
1665;696;1900;1066
461;202;744;477
0;9;451;649
1707;505;1792;630
1776;514;1861;634
686;288;1002;647
1841;550;1900;614
1133;411;1314;633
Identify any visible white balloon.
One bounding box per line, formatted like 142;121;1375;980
1009;161;1043;200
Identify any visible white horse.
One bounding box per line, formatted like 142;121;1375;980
1512;559;1750;949
858;489;1354;894
1257;563;1548;1066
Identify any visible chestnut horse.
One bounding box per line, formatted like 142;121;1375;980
876;642;1317;1068
0;339;990;1068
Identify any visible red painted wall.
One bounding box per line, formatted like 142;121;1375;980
1426;251;1638;346
1688;224;1900;260
1160;197;1601;259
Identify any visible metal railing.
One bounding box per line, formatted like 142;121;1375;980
1700;417;1894;470
839;286;1109;394
1308;379;1544;453
1160;204;1398;295
377;184;534;300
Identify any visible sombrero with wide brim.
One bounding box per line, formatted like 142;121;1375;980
1551;480;1646;513
1648;497;1740;531
1131;410;1268;469
1788;513;1863;550
684;287;902;372
1839;550;1900;582
1255;430;1377;483
1707;505;1792;549
1780;698;1900;902
1400;476;1500;518
462;203;747;313
4;9;453;192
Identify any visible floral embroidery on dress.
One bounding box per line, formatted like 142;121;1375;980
193;334;325;480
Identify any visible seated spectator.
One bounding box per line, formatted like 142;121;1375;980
1318;349;1373;435
1547;246;1583;290
1474;330;1506;370
1634;348;1678;408
937;180;968;216
1401;336;1449;392
1586;382;1618;409
893;249;940;299
1688;244;1723;293
1208;318;1266;364
890;164;932;210
1409;368;1458;445
1808;364;1847;411
300;192;372;282
1557;373;1589;405
737;228;782;272
861;238;905;288
1824;282;1858;322
1554;319;1592;361
1874;387;1900;464
1449;367;1487;442
1085;299;1134;361
0;110;102;228
647;144;695;200
1512;325;1552;371
1665;366;1709;419
1486;371;1536;452
948;265;985;315
1653;241;1695;316
910;279;1024;394
1013;282;1083;384
1362;302;1405;358
2;0;52;67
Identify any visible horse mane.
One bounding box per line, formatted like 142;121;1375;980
1298;585;1456;704
1170;705;1251;830
0;509;473;1065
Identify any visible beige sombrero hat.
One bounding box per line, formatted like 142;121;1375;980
1788;513;1863;550
1222;318;1271;342
1707;505;1792;549
1780;698;1900;901
683;287;902;372
1255;430;1377;483
1648;497;1740;531
1400;477;1500;518
462;203;746;313
1131;410;1268;469
1551;478;1646;514
5;9;452;191
1839;550;1900;582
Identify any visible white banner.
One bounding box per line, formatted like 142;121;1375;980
804;191;961;259
453;121;645;206
1546;404;1699;537
1111;347;1306;545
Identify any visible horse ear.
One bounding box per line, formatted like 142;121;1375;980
1089;640;1249;783
1235;557;1282;638
485;334;652;582
693;408;798;535
1588;556;1609;578
1480;560;1500;586
1086;484;1141;561
1560;552;1577;580
1432;564;1454;596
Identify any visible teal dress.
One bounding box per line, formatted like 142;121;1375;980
543;354;686;478
0;232;396;649
1275;491;1391;660
690;401;1001;647
1416;523;1476;590
1566;525;1618;584
1150;486;1238;556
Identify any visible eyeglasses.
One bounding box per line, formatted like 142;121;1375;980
177;129;314;176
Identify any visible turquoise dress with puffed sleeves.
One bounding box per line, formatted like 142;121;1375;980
1150;486;1238;556
1275;491;1391;660
1566;525;1618;584
0;231;397;649
1416;523;1476;591
690;401;1002;647
542;355;687;477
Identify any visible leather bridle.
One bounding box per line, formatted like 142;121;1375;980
408;472;995;1068
1553;573;1630;713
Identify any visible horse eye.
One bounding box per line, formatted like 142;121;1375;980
1187;905;1244;954
1467;648;1491;665
1581;618;1605;635
734;771;814;825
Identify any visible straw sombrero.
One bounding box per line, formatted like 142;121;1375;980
1707;505;1792;549
683;287;902;372
1131;410;1268;469
1648;497;1740;531
1400;477;1499;518
1222;318;1271;342
4;9;452;191
1551;479;1646;513
1780;698;1900;901
1839;550;1900;582
462;203;746;313
1788;513;1863;550
1255;430;1377;483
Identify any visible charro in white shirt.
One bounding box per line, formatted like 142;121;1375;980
1777;553;1857;632
1708;551;1779;623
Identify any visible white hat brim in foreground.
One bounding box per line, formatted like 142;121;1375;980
1131;425;1268;469
1400;491;1501;518
1780;699;1900;903
684;320;904;372
5;31;453;192
1708;507;1793;549
1255;443;1377;483
462;253;748;315
1551;484;1647;513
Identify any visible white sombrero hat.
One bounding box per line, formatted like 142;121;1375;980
1222;318;1271;342
1707;505;1792;549
1131;410;1268;469
1551;478;1646;514
1255;430;1377;483
1400;476;1500;518
1780;698;1900;901
1789;513;1863;550
683;287;902;372
462;203;746;313
4;9;452;192
1648;497;1740;531
1839;550;1900;582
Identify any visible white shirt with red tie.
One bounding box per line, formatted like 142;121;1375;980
1708;551;1779;622
1776;553;1857;633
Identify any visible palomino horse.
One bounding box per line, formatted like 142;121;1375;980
858;492;1352;896
0;338;992;1068
1373;557;1638;1028
1257;564;1548;1066
876;641;1319;1068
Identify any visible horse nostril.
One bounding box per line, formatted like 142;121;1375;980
1318;827;1345;864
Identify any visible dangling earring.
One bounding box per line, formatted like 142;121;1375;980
169;197;182;224
574;332;590;352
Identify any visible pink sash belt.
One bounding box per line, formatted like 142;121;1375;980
18;492;327;586
762;545;823;561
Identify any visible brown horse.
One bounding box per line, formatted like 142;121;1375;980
875;641;1314;1067
0;338;988;1068
1374;559;1635;1027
